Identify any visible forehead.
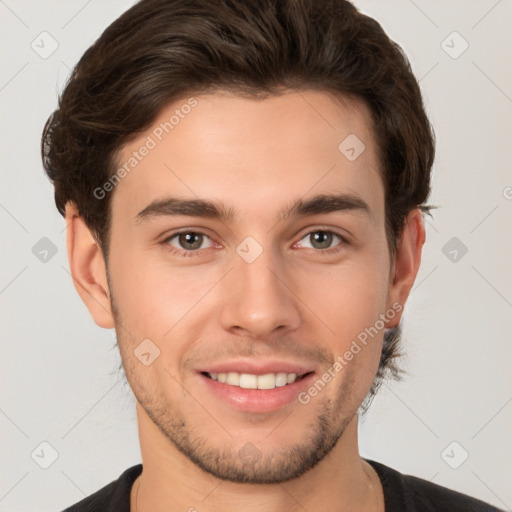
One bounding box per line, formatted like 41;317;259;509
110;89;383;224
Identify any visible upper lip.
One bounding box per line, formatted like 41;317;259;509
197;359;316;376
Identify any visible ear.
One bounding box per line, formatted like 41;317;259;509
385;209;426;328
65;202;115;329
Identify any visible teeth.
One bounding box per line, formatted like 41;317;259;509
208;371;299;389
226;372;239;386
275;372;288;387
257;373;276;390
239;373;258;388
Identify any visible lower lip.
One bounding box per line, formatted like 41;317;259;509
198;372;316;413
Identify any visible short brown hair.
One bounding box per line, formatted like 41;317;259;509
41;0;435;403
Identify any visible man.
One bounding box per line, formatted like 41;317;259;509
41;0;503;510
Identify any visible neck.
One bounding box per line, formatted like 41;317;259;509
131;402;383;512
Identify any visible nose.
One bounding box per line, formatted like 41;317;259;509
218;246;302;339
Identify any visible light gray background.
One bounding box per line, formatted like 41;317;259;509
1;1;511;510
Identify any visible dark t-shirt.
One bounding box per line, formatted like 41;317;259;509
61;459;505;511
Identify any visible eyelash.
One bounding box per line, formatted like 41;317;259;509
161;229;349;258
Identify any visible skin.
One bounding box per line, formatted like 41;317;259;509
65;89;425;511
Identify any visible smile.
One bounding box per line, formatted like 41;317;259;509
204;371;309;390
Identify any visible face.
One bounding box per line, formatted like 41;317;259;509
101;90;403;483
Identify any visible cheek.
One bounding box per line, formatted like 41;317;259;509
292;257;389;393
296;256;389;334
110;252;223;342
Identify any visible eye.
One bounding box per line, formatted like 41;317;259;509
163;231;215;256
295;230;346;252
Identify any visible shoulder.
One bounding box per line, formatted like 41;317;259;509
60;464;142;512
365;459;505;512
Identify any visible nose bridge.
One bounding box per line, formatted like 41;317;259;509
219;238;301;337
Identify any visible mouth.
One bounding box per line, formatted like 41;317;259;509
197;367;317;413
201;371;313;390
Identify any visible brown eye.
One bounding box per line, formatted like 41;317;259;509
177;232;204;250
298;230;344;251
164;231;214;254
309;231;333;249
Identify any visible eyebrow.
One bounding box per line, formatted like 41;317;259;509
135;193;371;224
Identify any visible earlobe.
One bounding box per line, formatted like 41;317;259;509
65;202;115;329
385;209;426;328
